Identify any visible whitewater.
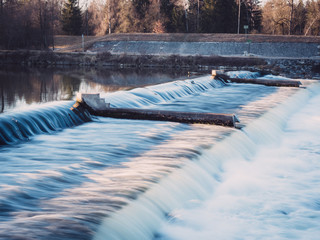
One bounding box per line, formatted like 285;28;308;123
158;81;320;240
0;71;319;240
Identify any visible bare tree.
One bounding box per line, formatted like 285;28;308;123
262;0;291;34
0;0;62;49
87;0;107;35
304;0;320;35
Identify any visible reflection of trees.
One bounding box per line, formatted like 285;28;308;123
40;79;47;102
0;80;4;113
61;75;81;100
0;66;189;112
82;68;189;87
0;67;67;111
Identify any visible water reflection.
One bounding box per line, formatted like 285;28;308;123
0;66;190;113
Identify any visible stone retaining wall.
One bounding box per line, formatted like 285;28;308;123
92;41;320;58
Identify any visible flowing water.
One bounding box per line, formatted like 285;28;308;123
0;68;319;240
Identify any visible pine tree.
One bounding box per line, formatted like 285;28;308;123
201;0;237;33
240;0;262;33
294;0;306;34
61;0;82;35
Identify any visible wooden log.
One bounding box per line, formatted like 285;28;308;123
212;71;301;88
76;93;239;127
92;107;239;127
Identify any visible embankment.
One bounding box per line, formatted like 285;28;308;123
92;41;319;58
0;50;267;69
1;33;320;78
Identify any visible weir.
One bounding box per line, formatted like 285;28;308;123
74;70;303;127
93;82;320;240
0;102;91;145
76;93;239;127
1;71;317;240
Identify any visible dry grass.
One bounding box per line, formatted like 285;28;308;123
95;33;320;43
54;33;320;52
53;35;105;52
56;33;320;43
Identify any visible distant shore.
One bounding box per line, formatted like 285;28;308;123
0;34;320;79
0;50;319;79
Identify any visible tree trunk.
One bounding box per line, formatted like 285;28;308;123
90;108;238;127
305;15;319;36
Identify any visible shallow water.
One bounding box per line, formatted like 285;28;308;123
0;69;317;240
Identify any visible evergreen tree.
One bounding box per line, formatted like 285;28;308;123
201;0;237;33
61;0;82;35
294;0;307;34
251;0;262;32
160;0;186;32
171;5;187;32
240;0;262;33
132;0;151;32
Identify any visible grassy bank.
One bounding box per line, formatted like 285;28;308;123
54;33;320;52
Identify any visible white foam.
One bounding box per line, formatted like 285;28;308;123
159;83;320;240
93;79;320;240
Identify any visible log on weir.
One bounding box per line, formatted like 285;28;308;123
73;93;240;128
212;70;302;88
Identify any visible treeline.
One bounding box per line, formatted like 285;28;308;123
262;0;320;36
0;0;61;49
0;0;319;50
86;0;262;35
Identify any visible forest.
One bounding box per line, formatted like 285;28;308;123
0;0;319;50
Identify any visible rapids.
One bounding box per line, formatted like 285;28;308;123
0;71;317;240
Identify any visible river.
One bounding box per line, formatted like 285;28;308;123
0;67;319;240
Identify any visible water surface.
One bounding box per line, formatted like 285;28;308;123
1;68;318;240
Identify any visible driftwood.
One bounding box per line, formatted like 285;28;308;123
92;108;238;127
212;71;301;88
75;93;239;127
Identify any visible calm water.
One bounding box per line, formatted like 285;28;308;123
0;66;190;113
0;67;319;240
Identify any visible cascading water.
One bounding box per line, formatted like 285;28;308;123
93;80;320;240
0;72;318;240
0;101;91;145
157;82;320;240
101;76;225;108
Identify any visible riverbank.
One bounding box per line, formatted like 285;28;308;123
0;50;319;79
53;33;320;53
1;33;320;79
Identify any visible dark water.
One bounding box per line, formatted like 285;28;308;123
0;66;190;113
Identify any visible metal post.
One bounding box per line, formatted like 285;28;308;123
185;8;188;33
82;34;84;52
108;0;111;34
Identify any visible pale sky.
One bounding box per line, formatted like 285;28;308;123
79;0;103;8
